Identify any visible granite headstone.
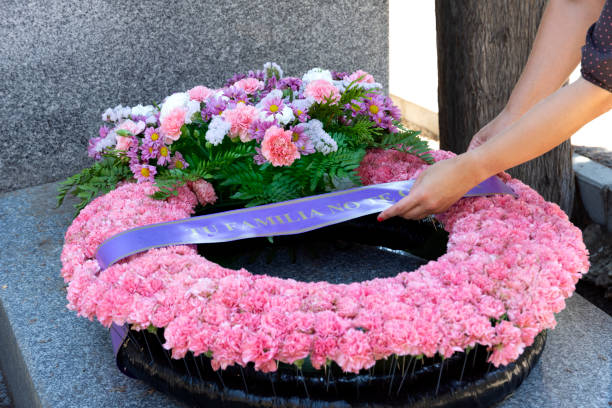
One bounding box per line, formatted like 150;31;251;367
0;0;388;193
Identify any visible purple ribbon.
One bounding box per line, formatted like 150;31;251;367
96;177;515;271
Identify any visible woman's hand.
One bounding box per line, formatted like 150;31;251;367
377;152;486;221
468;109;521;150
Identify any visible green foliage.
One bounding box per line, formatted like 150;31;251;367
372;123;434;164
56;157;132;216
217;147;366;207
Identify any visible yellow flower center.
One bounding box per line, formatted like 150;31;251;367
269;104;279;113
148;147;153;154
160;146;168;157
151;132;159;141
140;167;150;177
175;160;184;169
351;104;361;111
369;105;379;114
292;132;299;142
297;109;303;116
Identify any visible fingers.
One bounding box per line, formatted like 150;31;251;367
377;196;416;222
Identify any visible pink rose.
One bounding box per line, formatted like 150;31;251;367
304;79;341;104
261;126;300;167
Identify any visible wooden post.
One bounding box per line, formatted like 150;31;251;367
435;0;574;214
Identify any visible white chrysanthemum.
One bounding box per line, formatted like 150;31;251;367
114;104;131;120
302;68;333;85
160;92;190;121
277;105;295;125
263;62;283;79
184;100;201;124
291;98;315;112
205;116;230;145
130;104;156;117
303;119;337;155
101;107;117;123
94;130;117;152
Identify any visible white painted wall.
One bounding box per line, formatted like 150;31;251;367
389;1;438;113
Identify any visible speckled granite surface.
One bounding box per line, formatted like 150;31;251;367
0;182;610;408
0;369;11;408
0;0;389;193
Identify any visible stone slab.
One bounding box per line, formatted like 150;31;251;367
573;153;612;229
0;0;389;193
0;182;610;408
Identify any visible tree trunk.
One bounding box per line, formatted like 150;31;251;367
435;0;574;214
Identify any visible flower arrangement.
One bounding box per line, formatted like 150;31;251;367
60;145;589;374
57;63;431;214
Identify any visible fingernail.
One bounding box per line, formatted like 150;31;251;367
377;215;383;222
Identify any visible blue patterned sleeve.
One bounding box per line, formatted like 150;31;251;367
581;0;612;92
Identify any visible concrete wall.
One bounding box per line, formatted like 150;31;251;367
0;0;388;193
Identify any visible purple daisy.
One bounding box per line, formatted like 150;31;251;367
249;118;277;142
253;147;267;165
223;86;248;105
279;77;302;91
156;145;171;166
289;124;314;155
126;136;141;164
332;70;349;80
261;95;285;118
140;142;158;161
201;96;227;121
290;99;311;122
130;163;157;183
169;152;189;170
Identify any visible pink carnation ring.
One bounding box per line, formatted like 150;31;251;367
61;148;588;401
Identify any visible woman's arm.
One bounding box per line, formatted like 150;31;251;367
378;77;612;221
469;0;605;150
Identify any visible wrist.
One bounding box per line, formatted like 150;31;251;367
459;148;497;185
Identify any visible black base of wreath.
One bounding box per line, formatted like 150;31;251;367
115;215;545;407
117;329;546;408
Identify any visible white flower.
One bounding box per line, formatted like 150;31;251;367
303;119;337;154
291;97;315;114
302;68;333;85
277;105;295;125
184;100;201;124
205;116;230;145
114;104;131;120
101;107;117;123
130;104;156;117
94;130;117;152
160;92;190;121
263;62;283;79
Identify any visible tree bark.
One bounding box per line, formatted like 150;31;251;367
435;0;574;214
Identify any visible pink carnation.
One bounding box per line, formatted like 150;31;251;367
261;126;300;167
160;107;187;144
189;179;217;206
188;85;214;102
222;104;260;142
233;78;264;94
347;69;375;83
304;79;341;104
